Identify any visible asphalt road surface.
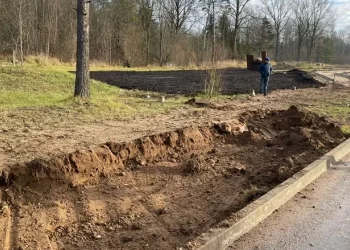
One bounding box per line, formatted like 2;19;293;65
229;157;350;250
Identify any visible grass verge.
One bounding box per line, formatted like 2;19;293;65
0;64;187;123
305;103;350;136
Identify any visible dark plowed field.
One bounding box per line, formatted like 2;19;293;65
90;69;322;95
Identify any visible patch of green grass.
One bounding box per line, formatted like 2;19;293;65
0;66;74;108
341;125;350;135
308;105;350;120
0;64;187;121
0;57;249;125
305;102;350;136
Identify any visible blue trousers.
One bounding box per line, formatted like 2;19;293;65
260;76;269;95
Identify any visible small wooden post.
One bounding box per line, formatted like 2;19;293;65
247;55;254;70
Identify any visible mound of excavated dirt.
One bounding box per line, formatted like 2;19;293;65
0;106;345;250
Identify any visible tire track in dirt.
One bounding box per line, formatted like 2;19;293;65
1;188;20;250
1;205;14;250
8;208;20;250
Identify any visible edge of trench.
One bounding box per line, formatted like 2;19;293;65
192;137;350;250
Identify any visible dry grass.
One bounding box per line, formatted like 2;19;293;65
1;55;247;71
244;185;268;203
204;68;222;98
281;61;349;70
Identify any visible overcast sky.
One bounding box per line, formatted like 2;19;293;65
334;0;350;30
250;0;350;30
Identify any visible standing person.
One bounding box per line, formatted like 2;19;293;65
259;58;273;96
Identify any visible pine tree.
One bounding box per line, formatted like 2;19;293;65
218;12;232;47
255;17;275;55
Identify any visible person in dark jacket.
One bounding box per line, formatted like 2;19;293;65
259;58;273;96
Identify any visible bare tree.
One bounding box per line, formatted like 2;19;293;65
0;0;346;66
227;0;251;59
155;0;166;66
293;0;311;61
210;0;217;64
74;0;90;98
139;0;155;65
306;0;334;61
8;0;27;65
157;0;197;65
201;0;225;64
17;0;24;64
262;0;291;61
44;0;60;57
161;0;196;35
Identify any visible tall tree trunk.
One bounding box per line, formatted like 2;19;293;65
146;26;150;66
308;36;315;62
18;0;24;65
203;32;207;63
159;20;163;67
109;33;112;64
297;38;302;61
13;49;17;66
74;0;90;98
211;2;216;66
46;28;50;57
275;30;280;61
307;42;312;62
232;0;240;60
232;29;238;59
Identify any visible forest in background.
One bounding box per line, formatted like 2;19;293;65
0;0;349;67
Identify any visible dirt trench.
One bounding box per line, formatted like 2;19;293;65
0;106;345;250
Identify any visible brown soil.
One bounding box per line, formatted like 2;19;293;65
90;69;322;95
0;106;345;250
3;82;350;172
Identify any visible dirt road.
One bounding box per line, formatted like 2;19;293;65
229;157;350;250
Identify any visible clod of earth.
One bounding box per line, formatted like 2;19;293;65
0;106;346;250
214;121;232;134
184;154;207;174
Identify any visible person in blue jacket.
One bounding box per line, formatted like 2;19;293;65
259;58;273;96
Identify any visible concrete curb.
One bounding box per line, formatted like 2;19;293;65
194;138;350;250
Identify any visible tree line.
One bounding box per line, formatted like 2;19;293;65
0;0;349;66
